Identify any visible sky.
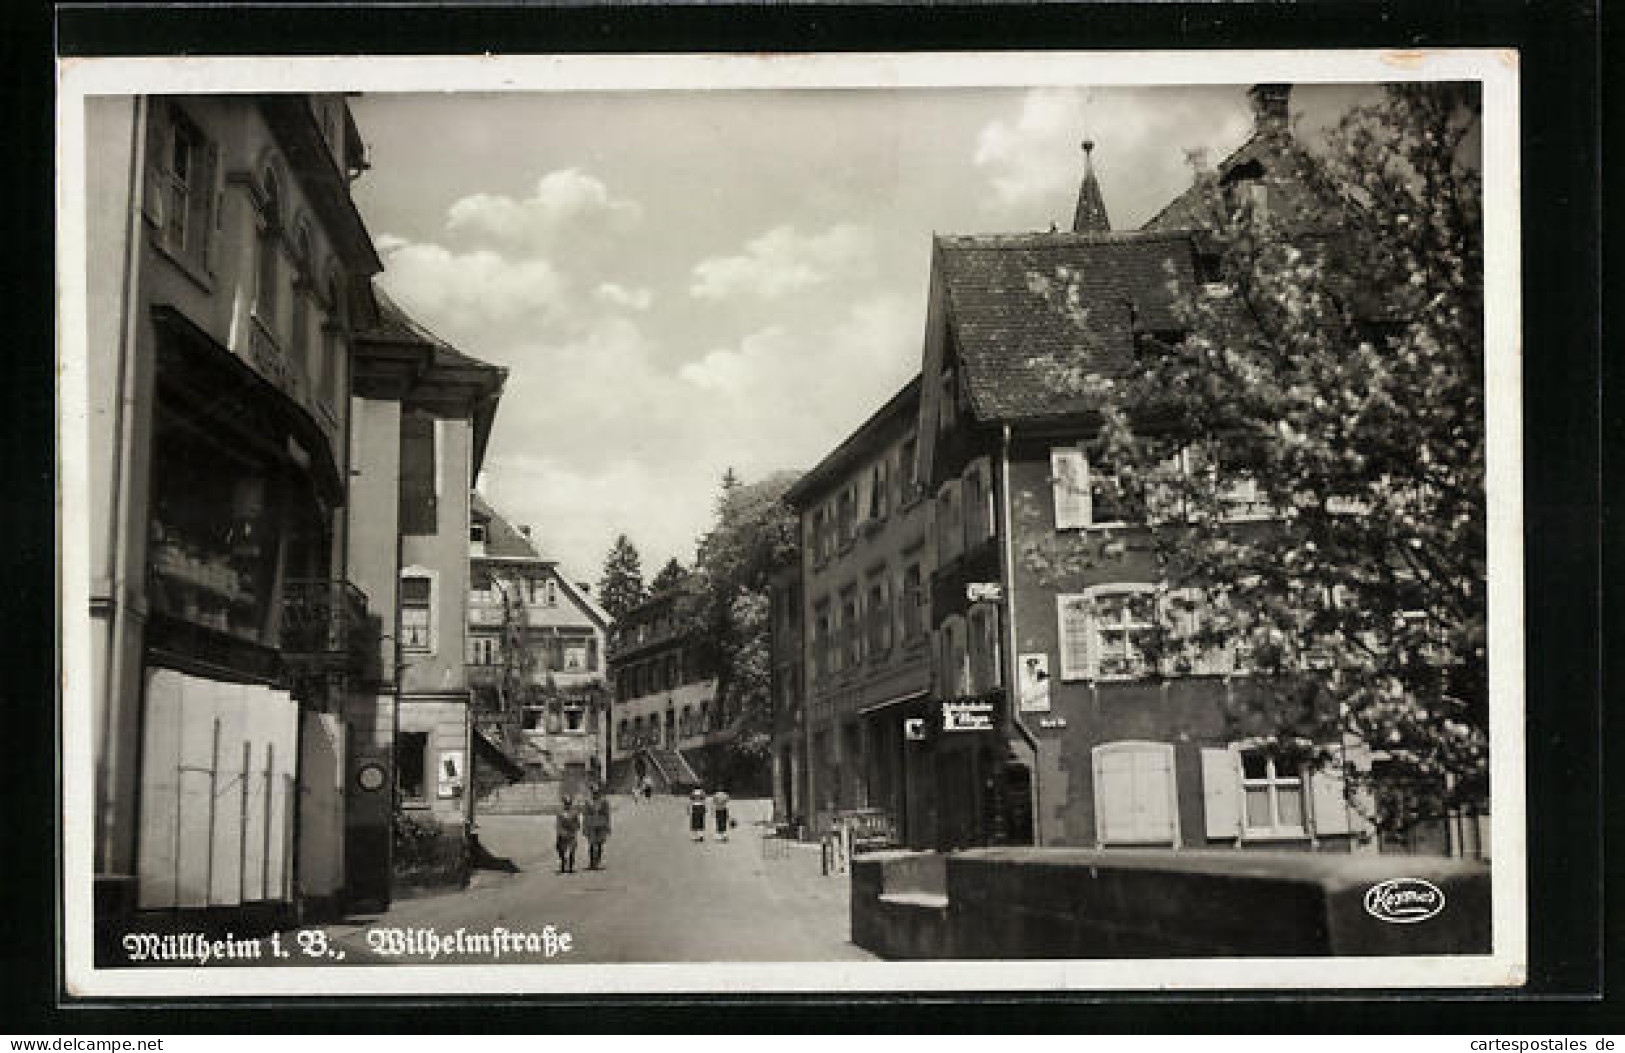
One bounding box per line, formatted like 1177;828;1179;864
349;83;1366;585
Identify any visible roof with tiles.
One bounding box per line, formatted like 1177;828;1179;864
933;230;1201;424
471;492;548;562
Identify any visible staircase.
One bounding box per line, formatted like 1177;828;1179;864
476;779;564;816
642;746;700;793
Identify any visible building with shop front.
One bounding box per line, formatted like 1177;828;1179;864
349;290;506;889
85;93;383;948
780;377;935;844
467;494;611;801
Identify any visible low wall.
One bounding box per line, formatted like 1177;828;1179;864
852;848;1491;959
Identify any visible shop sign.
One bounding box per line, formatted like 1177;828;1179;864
941;698;996;732
1018;653;1052;713
966;582;1003;603
903;717;927;741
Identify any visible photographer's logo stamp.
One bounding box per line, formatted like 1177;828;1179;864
1364;878;1446;924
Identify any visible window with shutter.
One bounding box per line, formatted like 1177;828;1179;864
1056;594;1092;680
1200;747;1243;840
1050;447;1090;529
1238;748;1306;837
146;103;219;277
1092;741;1179;846
398;410;438;535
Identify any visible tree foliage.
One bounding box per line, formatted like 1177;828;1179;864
677;471;800;775
649;557;688;596
597;533;646;624
1027;84;1487;834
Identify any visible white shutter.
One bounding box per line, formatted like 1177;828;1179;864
140;100;168;229
1133;746;1177;844
1057;594;1091;680
1095;743;1176;845
1201;747;1243;840
856;470;874;525
1310;750;1354;836
1051;447;1091;529
1093;748;1137;845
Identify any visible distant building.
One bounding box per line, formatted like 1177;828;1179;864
780;377;934;843
467;494;611;800
85;93;383;949
350;289;506;887
606;591;720;793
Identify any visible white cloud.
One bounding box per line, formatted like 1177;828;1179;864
973;88;1090;209
689;223;875;301
445;169;643;252
594;282;654;311
375;239;573;347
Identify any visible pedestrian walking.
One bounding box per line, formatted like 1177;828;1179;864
641;774;654;803
688;787;707;842
583;783;612;870
712;789;731;842
555;795;581;873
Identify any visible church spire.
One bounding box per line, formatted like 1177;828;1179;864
1071;139;1110;234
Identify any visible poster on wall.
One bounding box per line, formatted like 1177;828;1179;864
437;750;465;799
1019;653;1052;713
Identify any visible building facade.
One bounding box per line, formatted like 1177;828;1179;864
350;290;506;887
781;378;935;843
468;495;611;800
605;592;723;793
85;94;383;946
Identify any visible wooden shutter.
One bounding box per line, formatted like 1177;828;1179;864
1093;747;1138;845
1095;743;1176;845
398;410;438;535
1309;752;1353;836
1201;747;1243;839
194;138;220;271
1057;594;1092;680
1050;447;1091;529
141;98;168;229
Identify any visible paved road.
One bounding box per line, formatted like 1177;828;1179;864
316;795;874;965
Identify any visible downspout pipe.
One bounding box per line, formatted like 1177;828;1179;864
999;423;1043;845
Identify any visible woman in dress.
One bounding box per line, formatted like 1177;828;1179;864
688;787;707;842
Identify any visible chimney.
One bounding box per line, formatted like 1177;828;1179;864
1071;139;1111;234
1248;84;1292;136
577;582;592;595
519;525;532;538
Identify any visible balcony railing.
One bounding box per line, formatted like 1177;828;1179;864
282;578;376;681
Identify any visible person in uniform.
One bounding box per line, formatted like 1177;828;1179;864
555;795;581;873
582;783;612;870
688;787;707;841
712;788;731;842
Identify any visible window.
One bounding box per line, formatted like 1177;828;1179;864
962;459;995;547
812;601;830;681
1239;749;1306;836
938;615;969;697
291;223;314;381
1050;446;1128;529
470;523;487;545
1057;586;1156;680
617;719;628;750
837;485;857;547
898;436;918;504
146;102;218;274
1092;741;1179;846
398;410;438;535
900;564;925;642
968;605;1003;692
254;167;283;326
867;460;889;521
841;589;861;671
396;731;428;802
866;577;891;659
1214;443;1273;521
400;573;433;652
1160;588;1243;676
322;275;347;412
545;579;559;607
938;368;958;435
936;481;963;563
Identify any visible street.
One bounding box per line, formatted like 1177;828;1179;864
316;795;874;965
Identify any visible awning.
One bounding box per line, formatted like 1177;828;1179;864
857;689;929;716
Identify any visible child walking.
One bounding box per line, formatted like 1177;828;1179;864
712;789;731;842
688;787;707;842
555;795;581;873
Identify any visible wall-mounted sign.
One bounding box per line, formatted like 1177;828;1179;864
356;762;387;793
438;749;465;799
903;717;927;741
942;698;996;733
966;582;1003;603
1019;653;1052;713
1038;716;1068;730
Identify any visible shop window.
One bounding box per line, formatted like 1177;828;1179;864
147;413;277;645
396;731;428;803
1057;585;1156;680
145;101;218;275
400;572;434;652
